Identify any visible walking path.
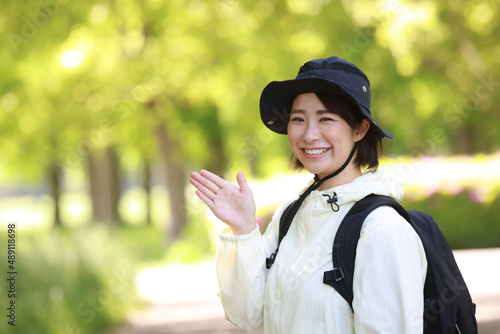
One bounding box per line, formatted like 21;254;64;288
107;248;500;334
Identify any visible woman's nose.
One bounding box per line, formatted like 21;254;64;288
304;122;321;142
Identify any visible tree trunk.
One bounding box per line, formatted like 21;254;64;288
48;164;62;227
451;125;472;155
210;137;227;177
87;146;121;224
204;106;228;176
155;122;187;245
142;160;152;226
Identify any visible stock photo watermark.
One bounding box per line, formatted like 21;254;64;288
7;0;67;53
381;71;499;189
340;0;403;58
59;266;132;334
5;223;17;327
443;73;500;130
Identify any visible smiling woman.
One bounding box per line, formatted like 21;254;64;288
286;92;370;186
190;56;427;334
286;92;375;184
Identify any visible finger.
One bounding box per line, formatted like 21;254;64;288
200;169;228;189
236;170;250;193
192;171;221;194
195;189;214;209
190;176;216;200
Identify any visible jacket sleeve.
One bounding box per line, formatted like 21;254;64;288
352;206;428;334
214;201;290;331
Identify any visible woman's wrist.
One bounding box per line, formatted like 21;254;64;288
231;220;257;236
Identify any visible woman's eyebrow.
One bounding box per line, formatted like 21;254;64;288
289;109;334;115
289;109;304;115
316;109;335;115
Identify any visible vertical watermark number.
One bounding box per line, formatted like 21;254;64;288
6;223;17;327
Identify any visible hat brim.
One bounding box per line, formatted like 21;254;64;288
260;77;393;139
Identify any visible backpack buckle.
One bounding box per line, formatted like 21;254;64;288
266;251;277;269
332;266;345;282
323;266;345;286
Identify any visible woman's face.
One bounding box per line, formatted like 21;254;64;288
287;93;365;180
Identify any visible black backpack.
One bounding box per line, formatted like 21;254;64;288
276;194;478;334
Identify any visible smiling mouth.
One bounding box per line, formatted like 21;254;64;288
304;148;330;155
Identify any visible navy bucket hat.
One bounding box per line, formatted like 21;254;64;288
259;56;393;139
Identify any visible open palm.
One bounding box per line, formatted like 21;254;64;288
190;170;257;235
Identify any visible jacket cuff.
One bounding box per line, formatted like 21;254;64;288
220;224;260;241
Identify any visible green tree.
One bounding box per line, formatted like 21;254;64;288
1;0;499;236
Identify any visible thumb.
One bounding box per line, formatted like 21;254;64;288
236;170;250;193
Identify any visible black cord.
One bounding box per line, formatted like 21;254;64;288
322;192;339;212
266;142;359;269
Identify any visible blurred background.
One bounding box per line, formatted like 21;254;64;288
1;0;499;333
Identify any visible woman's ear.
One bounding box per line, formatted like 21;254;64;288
354;118;370;142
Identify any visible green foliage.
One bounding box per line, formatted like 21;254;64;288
402;191;500;249
3;0;498;183
164;202;217;264
0;225;165;334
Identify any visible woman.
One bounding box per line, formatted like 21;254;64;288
190;57;427;333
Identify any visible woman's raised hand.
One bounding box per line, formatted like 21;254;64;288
190;170;257;235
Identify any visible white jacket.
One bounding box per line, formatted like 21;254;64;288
215;171;427;333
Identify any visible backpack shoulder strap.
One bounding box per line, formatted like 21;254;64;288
323;194;409;309
278;200;298;244
266;200;297;269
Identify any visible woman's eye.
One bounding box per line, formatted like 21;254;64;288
320;117;334;122
291;117;304;122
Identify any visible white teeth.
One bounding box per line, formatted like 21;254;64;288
304;148;329;155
